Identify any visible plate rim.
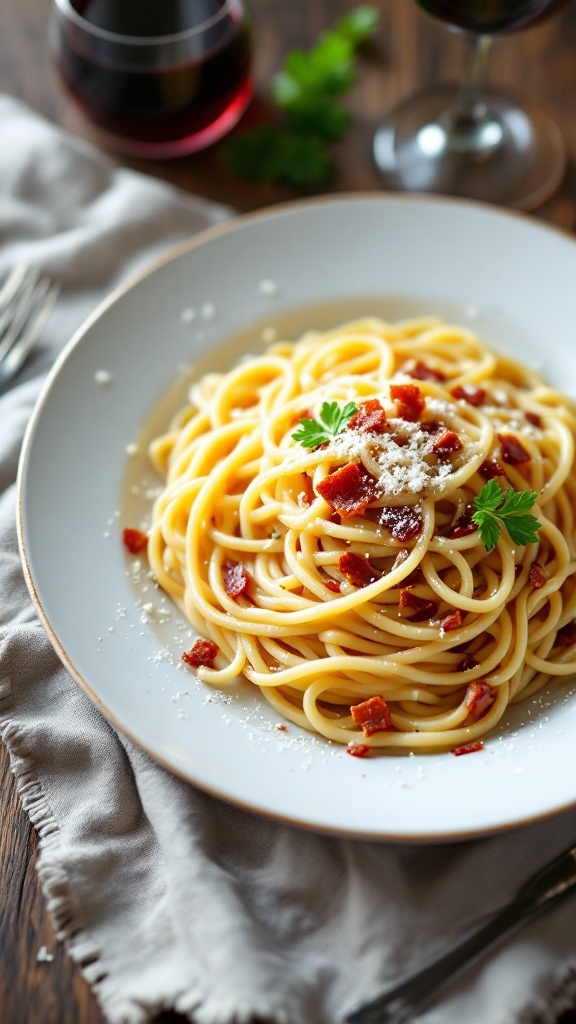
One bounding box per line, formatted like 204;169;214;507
16;191;576;843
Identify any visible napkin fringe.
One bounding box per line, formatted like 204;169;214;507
0;710;108;998
1;690;307;1024
519;962;576;1024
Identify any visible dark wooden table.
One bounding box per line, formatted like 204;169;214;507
3;2;576;1022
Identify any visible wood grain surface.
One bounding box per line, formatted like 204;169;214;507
2;1;576;1022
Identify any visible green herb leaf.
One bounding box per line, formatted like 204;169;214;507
224;126;332;187
292;400;357;448
223;5;379;186
337;5;380;45
471;481;540;553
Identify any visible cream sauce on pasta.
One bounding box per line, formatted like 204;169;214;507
144;315;576;752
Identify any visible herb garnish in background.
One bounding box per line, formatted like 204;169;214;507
292;401;358;448
472;479;541;552
223;6;379;187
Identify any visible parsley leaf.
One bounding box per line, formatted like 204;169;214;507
224;5;379;186
292;401;357;448
222;126;332;187
471;480;541;552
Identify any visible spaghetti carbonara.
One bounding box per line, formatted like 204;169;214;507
146;317;576;753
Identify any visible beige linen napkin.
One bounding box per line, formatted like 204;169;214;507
2;94;576;1024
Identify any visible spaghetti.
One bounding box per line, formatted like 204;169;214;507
146;316;576;751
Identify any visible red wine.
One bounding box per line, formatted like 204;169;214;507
415;0;571;34
53;0;252;156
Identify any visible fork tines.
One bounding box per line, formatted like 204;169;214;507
0;265;59;387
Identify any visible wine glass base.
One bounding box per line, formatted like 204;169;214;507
373;84;566;211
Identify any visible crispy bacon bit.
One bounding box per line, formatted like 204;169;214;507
325;579;342;593
419;420;442;435
317;462;378;518
401;565;424;586
466;681;496;717
479;459;506;480
275;723;288;732
297;474;315;508
379;505;423;542
439;609;463;634
346;742;371;758
409;361;446;383
296;407;315;422
338;551;378;588
525;412;542;428
390;383;425;422
449;512;477;539
122;527;148;554
433;429;463;459
498;433;531;465
557;622;576;647
528;562;547;590
348;398;389;434
451;384;486;407
399;589;438;622
458;653;479;672
182;638;218;669
452;740;484;756
350;695;394;736
223;559;250;598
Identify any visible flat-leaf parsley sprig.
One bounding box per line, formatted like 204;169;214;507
472;479;541;552
224;6;379;188
292;401;357;448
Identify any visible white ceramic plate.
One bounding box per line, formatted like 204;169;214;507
18;194;576;842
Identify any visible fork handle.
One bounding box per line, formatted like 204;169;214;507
344;897;538;1024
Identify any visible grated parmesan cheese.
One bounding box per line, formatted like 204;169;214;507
328;419;456;497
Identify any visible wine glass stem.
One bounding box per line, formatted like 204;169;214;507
459;33;493;118
441;33;503;156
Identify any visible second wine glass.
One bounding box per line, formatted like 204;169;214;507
374;0;572;210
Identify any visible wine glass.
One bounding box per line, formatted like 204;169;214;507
373;0;572;210
50;0;253;159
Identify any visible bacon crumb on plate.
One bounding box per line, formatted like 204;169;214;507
346;743;371;758
498;433;531;464
408;361;446;383
348;398;388;433
350;695;395;736
390;383;425;422
317;462;378;518
458;653;479;672
399;588;438;622
451;384;486;407
452;740;484;756
182;638;219;669
449;512;477;539
479;459;506;480
439;609;463;633
528;562;547;589
223;559;250;598
433;429;463;459
557;622;576;647
525;412;542;428
465;681;496;717
379;505;423;542
122;527;148;554
338;551;378;588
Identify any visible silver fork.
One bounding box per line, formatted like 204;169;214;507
344;842;576;1023
0;266;59;390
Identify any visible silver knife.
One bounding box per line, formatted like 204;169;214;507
344;842;576;1024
